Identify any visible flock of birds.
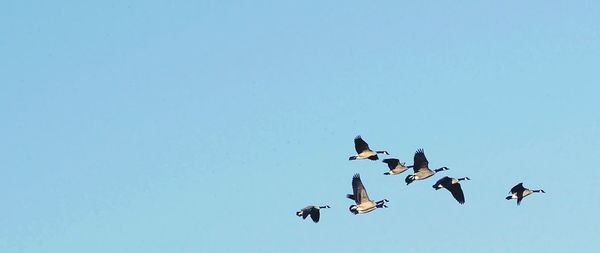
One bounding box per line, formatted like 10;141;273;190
296;135;546;223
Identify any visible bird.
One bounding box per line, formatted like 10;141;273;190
382;158;410;175
296;205;330;223
506;183;545;205
405;149;449;185
347;173;388;214
433;176;470;204
349;135;389;161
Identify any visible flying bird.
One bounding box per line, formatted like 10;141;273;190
433;176;470;204
347;174;388;214
382;158;410;175
506;183;545;205
405;149;449;185
296;205;330;223
349;135;389;161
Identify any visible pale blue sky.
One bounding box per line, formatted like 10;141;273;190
2;1;599;252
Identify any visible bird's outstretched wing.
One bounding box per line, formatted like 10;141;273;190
510;183;525;194
354;135;370;154
352;173;371;204
510;183;526;205
310;208;320;223
412;149;429;173
446;183;465;204
517;196;524;206
301;206;311;219
434;176;452;187
383;158;399;170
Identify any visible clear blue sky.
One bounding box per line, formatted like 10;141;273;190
2;1;599;252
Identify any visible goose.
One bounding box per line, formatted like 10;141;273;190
349;135;389;161
433;176;470;204
405;149;449;185
347;173;388;214
296;205;330;223
382;158;411;175
506;183;545;205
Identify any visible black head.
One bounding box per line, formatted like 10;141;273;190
349;205;358;214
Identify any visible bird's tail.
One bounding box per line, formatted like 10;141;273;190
405;175;415;185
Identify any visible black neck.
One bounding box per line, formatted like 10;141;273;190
434;167;448;172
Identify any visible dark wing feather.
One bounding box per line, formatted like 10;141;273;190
383;159;399;170
412;149;429;173
354;135;370;154
435;176;452;187
310;208;320;223
352;174;370;204
510;183;525;194
446;183;465;204
301;207;311;219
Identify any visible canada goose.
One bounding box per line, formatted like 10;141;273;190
349;135;389;161
347;173;388;214
296;205;330;223
405;149;449;185
382;158;411;175
433;176;470;204
506;183;545;205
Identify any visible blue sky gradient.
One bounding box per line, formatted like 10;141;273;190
2;1;599;252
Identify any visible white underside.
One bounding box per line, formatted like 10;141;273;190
356;202;377;214
357;151;376;159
